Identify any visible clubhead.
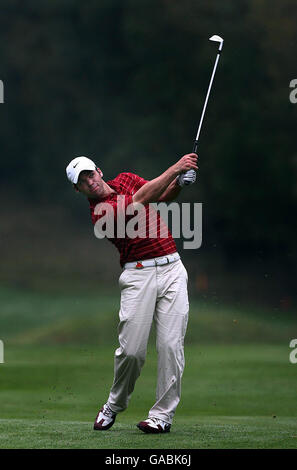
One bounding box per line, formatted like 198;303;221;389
209;35;223;43
209;35;224;50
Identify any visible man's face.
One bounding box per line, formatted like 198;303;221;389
75;169;104;198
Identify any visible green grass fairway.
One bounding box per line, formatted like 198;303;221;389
0;287;297;448
0;344;296;449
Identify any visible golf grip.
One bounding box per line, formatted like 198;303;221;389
183;140;198;185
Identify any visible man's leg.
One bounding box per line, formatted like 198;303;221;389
107;267;158;413
148;260;189;424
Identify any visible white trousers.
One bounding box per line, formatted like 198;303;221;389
107;259;189;424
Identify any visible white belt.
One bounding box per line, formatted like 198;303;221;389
124;252;180;269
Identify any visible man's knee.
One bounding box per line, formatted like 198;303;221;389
120;346;146;366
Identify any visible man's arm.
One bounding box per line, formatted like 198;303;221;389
133;153;198;205
158;168;197;202
158;178;182;202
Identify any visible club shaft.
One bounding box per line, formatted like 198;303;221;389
184;40;223;184
195;51;221;144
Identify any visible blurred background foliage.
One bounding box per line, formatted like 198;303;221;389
0;0;296;310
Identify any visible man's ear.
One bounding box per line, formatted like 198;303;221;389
73;183;80;193
96;168;103;178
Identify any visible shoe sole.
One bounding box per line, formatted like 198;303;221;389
137;423;170;434
94;422;115;431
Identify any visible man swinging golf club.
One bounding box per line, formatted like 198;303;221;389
66;33;223;433
66;154;197;434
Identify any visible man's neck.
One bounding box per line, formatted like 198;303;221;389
88;181;116;200
102;182;116;198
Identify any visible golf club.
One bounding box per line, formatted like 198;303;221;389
183;34;224;184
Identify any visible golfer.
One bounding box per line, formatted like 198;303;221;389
66;153;197;433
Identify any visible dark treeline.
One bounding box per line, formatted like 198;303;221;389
0;0;296;296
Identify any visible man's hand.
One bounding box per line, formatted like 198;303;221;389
176;169;196;187
174;153;198;187
174;153;198;174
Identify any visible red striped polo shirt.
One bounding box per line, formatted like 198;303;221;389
88;172;177;266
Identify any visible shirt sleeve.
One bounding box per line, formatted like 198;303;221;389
132;174;149;190
119;172;149;192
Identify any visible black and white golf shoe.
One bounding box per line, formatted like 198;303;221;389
137;417;171;434
94;403;117;431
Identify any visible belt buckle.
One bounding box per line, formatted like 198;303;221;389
155;256;171;266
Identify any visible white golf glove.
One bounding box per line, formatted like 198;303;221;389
176;170;196;187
